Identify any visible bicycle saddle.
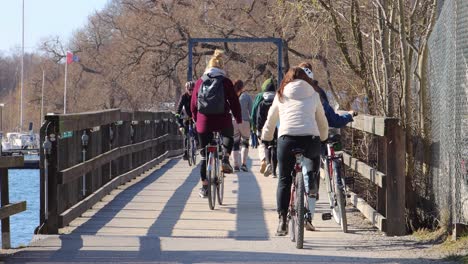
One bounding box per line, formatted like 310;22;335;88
291;148;305;155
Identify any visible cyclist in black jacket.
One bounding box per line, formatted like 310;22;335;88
176;81;195;160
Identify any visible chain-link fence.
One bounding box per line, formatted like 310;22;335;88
427;0;468;226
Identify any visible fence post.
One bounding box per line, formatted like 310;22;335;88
385;119;406;236
1;168;10;249
45;117;59;234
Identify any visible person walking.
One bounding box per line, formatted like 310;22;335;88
231;80;253;172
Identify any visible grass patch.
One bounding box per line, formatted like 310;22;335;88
440;234;468;263
443;254;468;263
413;227;448;243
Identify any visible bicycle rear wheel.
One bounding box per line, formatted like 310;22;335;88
333;160;347;233
217;170;224;205
295;172;305;249
207;154;216;210
323;159;335;210
187;138;192;166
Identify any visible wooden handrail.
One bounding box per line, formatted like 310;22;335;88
39;109;184;233
341;114;405;236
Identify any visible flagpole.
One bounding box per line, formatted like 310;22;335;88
20;0;24;131
64;56;68;114
41;69;45;124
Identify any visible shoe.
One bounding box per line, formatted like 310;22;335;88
272;173;278;178
240;164;248;172
222;157;233;174
260;160;267;174
305;221;316;231
263;164;272;177
276;212;288;236
233;166;240;172
198;185;208;198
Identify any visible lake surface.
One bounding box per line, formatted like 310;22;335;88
0;169;39;248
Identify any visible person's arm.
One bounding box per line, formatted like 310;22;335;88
261;97;279;141
225;79;242;124
190;80;201;122
250;93;263;130
315;95;329;141
176;94;185;127
247;95;253;126
323;102;354;128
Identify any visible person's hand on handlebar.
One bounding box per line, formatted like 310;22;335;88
348;111;358;117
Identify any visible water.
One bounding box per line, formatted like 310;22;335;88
0;169;39;248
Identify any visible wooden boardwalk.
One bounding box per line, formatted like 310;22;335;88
3;152;450;263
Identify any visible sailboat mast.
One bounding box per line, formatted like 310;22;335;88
20;0;24;132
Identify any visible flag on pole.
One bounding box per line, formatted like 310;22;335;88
66;51;79;64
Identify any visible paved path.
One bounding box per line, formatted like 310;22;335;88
3;152;452;263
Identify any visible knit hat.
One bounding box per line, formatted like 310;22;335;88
261;78;276;92
207;49;224;69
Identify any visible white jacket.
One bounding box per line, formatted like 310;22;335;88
262;79;328;141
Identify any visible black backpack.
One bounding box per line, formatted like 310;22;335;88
197;74;225;114
256;99;273;131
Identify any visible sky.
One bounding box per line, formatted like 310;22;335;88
0;0;109;54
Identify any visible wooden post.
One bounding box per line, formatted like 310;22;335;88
45;119;59;234
384;119;406;236
1;168;11;249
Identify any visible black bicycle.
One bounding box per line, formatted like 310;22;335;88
287;148;314;249
185;118;197;166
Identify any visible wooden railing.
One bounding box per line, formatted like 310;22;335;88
37;109;183;234
0;156;26;249
341;115;406;236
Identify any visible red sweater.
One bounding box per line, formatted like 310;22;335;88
190;77;242;134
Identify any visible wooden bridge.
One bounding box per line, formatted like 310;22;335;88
1;109;446;263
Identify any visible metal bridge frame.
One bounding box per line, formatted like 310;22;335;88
187;37;283;85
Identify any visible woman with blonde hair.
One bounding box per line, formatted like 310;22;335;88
262;65;328;236
191;50;242;198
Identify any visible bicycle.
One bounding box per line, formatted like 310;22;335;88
205;131;225;210
185;118;197;166
287;148;315;249
321;134;351;233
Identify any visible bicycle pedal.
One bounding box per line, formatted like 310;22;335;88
344;177;355;184
322;213;332;221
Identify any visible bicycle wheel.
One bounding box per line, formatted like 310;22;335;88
217;170;224;205
207;153;216;210
295;172;305;249
323;158;335;210
211;154;219;209
191;138;197;165
187;137;192;166
333;160;348;233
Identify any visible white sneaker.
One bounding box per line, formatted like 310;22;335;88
260;160;267;174
264;164;272;177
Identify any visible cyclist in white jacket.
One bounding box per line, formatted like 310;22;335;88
262;65;328;236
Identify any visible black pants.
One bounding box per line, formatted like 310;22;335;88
198;125;234;181
276;135;321;214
